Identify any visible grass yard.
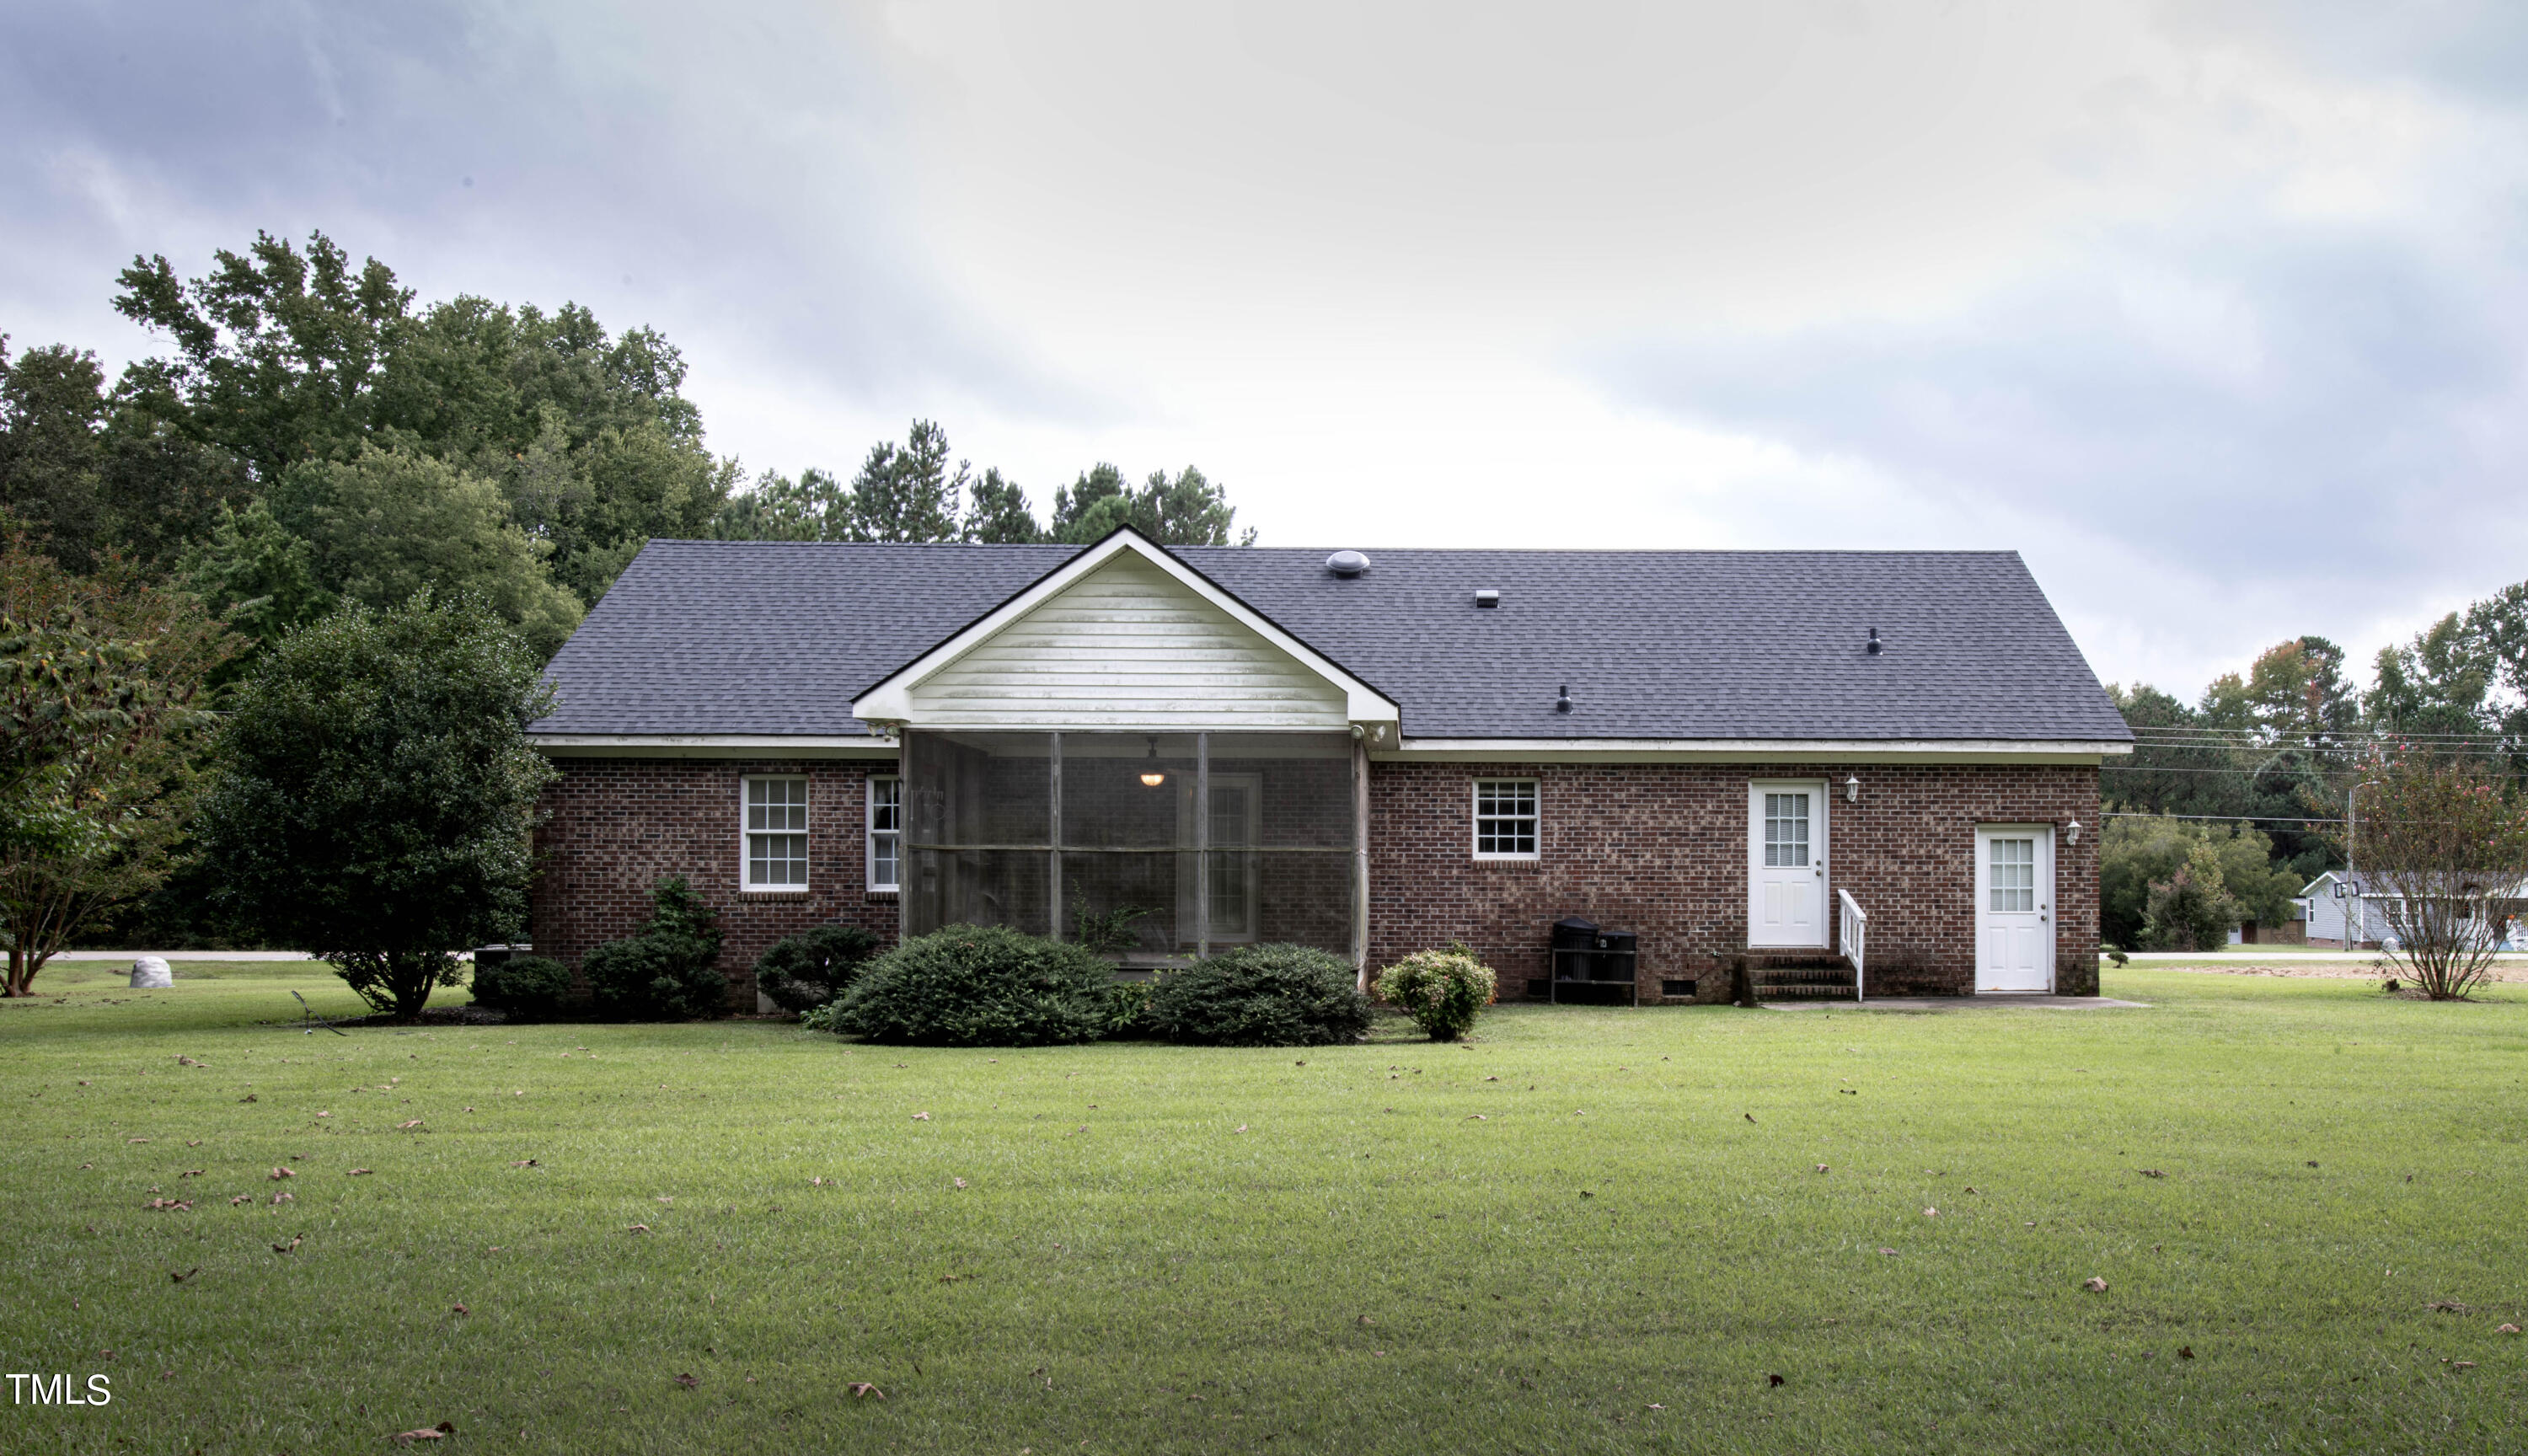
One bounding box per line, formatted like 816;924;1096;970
3;961;2523;1454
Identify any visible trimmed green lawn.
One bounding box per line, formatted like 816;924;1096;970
3;965;2522;1454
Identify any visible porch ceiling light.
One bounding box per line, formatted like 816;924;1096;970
1139;738;1166;788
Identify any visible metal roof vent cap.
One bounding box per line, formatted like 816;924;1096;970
1474;589;1500;608
1866;627;1883;656
1325;549;1370;578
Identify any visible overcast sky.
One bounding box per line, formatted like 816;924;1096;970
7;1;2526;699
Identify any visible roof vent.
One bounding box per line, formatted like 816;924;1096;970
1325;549;1370;578
1474;589;1500;608
1555;683;1573;714
1866;627;1883;656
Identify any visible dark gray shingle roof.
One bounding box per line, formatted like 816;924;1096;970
533;540;2130;742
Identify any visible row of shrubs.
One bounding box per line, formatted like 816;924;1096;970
471;877;1497;1046
800;927;1495;1046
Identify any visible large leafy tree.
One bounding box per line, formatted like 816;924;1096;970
197;591;556;1020
1047;462;1252;545
0;340;246;574
113;230;731;618
0;539;228;995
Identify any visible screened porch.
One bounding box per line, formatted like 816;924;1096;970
899;730;1362;967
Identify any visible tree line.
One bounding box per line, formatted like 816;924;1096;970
0;228;1258;981
2102;587;2528;951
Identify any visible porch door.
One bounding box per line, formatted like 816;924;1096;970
1974;827;2054;992
1748;781;1828;948
1178;774;1261;945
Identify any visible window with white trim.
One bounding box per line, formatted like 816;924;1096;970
866;775;902;892
1472;779;1539;859
742;776;809;889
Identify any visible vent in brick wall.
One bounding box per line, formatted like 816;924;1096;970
1662;978;1696;998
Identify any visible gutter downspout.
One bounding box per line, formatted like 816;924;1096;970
1352;730;1371;993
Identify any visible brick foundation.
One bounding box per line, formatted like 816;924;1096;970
1365;761;2101;1000
531;758;901;1010
533;755;2102;1009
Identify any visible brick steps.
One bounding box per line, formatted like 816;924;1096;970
1732;953;1859;1004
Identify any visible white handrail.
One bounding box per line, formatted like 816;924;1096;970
1837;888;1867;1004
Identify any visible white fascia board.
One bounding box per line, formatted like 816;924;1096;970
849;529;1400;727
1374;738;2132;764
529;735;898;759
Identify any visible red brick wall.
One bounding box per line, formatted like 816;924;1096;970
1365;761;2102;998
534;755;2102;1009
531;758;902;1009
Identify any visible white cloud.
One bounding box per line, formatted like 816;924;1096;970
7;0;2527;699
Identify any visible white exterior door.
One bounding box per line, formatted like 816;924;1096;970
1975;827;2054;992
1748;781;1828;949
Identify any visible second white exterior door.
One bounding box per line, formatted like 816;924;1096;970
1748;781;1828;948
1975;826;2054;992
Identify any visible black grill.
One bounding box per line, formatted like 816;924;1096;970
1545;915;1638;1005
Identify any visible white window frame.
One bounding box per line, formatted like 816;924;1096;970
866;774;902;893
741;774;811;891
1471;778;1540;861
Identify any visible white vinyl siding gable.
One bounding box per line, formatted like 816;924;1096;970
901;554;1350;730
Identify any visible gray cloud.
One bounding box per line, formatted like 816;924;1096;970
0;0;1079;438
1600;206;2528;677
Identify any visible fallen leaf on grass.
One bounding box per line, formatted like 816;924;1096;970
2499;1324;2521;1336
654;1196;673;1205
2453;1361;2477;1370
1234;1124;1248;1134
228;1196;249;1206
270;1191;294;1205
1878;1248;1898;1256
1922;1208;1938;1218
1743;1113;1756;1123
951;1178;967;1189
1768;1374;1784;1387
451;1303;469;1315
126;1138;149;1144
911;1111;931;1121
1647;1403;1665;1410
2306;1160;2318;1168
627;1223;651;1234
177;1056;200;1067
273;1235;301;1254
388;1421;456;1443
169;1267;199;1283
179;1169;203;1179
315;1111;330;1119
270;1167;295;1180
2429;1300;2472;1314
2177;1346;2194;1359
509;1159;538;1168
673;1373;699;1389
185;1140;201;1148
239;1095;256;1103
2083;1277;2108;1293
1815;1164;1829;1174
349;1169;373;1177
396;1119;424;1131
142;1198;193;1212
849;1383;885;1400
463;1107;474;1113
1483;1075;1498;1082
1577;1190;1593;1199
1468;1114;1487;1121
2138;1170;2166;1179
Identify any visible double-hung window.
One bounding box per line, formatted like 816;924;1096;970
866;775;902;892
1472;779;1539;859
742;776;809;890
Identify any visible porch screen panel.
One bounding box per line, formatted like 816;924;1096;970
902;727;1356;959
902;731;1053;937
1208;732;1355;955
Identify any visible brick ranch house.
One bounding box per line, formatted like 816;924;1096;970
527;528;2133;1007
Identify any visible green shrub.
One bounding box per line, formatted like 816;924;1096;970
1145;944;1371;1046
754;924;884;1013
469;955;571;1019
583;877;728;1020
1376;946;1497;1041
1103;977;1155;1039
820;923;1115;1046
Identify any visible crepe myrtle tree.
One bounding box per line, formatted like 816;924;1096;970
2338;744;2528;1000
198;589;555;1020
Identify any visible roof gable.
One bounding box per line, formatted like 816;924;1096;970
850;529;1397;731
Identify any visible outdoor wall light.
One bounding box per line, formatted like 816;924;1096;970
1844;775;1860;803
1139;738;1166;788
2065;819;2082;846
